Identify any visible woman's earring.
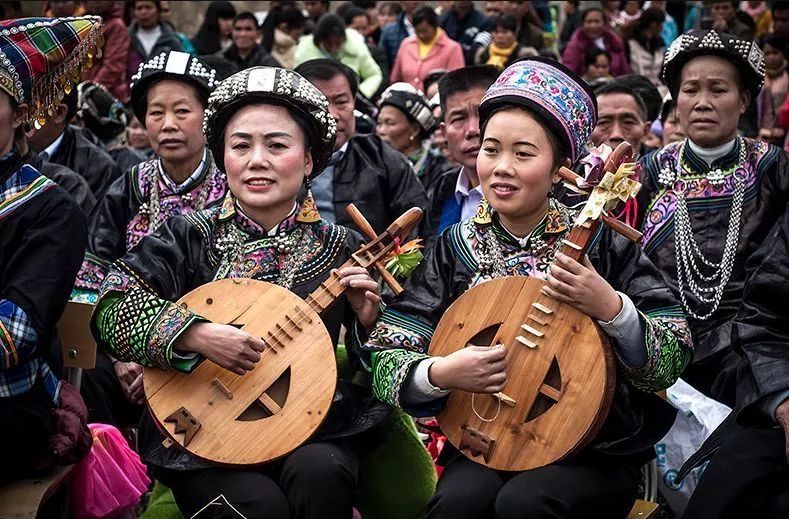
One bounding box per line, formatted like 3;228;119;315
296;178;321;223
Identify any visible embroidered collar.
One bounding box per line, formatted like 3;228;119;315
157;149;209;194
218;193;299;238
682;137;741;174
474;197;571;246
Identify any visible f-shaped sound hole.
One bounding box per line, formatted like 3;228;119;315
237;367;291;421
525;357;562;423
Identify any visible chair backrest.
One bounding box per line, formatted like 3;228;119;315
57;302;97;370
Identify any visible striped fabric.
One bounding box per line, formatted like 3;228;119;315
0;164;55;223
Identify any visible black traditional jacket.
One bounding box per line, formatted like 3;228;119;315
636;139;789;363
329;134;428;235
21;150;95;216
47;125;122;198
364;201;693;456
0;152;86;404
91;195;389;471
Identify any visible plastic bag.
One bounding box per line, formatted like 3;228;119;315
654;378;731;516
71;423;151;519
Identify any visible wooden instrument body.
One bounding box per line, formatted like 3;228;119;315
430;276;616;472
144;278;337;466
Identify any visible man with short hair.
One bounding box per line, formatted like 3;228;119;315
421;65;500;244
295;59;427;235
710;0;754;40
439;0;492;64
217;12;280;70
28;90;122;198
591;80;652;158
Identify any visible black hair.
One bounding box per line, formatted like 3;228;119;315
709;0;738;8
412;6;439;28
615;74;662;122
352;0;377;9
261;4;305;51
313;14;346;46
660;96;675;123
637;7;665;29
438;65;500;116
423;69;447;94
581;7;605;23
341;6;369;27
295;59;360;98
191;1;237;55
379;2;402;15
760;34;789;59
593;80;648;121
64;89;79;123
584;47;611;68
492;14;518;33
233;11;260;28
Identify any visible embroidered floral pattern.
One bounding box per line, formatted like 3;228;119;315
371;349;429;407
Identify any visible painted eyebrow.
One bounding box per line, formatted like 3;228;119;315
229;131;294;139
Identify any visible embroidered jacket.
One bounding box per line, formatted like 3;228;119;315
91;194;388;470
73;152;227;300
363;200;693;455
636;138;789;363
1;155;87;403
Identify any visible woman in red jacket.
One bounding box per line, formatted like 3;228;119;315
562;7;631;78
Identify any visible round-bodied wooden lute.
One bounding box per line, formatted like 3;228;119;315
144;205;422;466
430;143;640;472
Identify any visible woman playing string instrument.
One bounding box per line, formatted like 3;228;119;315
363;58;693;518
91;66;386;518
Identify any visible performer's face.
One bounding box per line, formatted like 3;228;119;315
676;56;749;148
145;80;206;165
223;103;313;223
478;108;559;232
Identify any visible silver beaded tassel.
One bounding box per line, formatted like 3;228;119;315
663;137;748;321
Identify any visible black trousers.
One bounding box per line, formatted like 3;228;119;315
0;381;54;483
426;448;643;519
79;351;144;427
682;425;789;519
155;442;360;519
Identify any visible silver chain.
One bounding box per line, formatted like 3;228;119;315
661;138;748;321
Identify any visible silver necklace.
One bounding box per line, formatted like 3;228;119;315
660;137;748;321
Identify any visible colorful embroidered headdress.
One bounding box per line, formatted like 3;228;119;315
479;57;597;164
662;30;765;99
0;16;103;129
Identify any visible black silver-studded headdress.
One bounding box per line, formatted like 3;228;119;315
662;30;765;99
203;66;337;177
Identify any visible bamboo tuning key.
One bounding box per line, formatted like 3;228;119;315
345;204;406;295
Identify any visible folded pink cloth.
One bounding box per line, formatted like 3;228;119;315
71;423;151;519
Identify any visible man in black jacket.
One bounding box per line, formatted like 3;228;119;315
27;90;122;198
295;59;427;235
216;11;280;70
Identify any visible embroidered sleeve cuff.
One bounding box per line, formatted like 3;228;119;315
597;292;648;368
402;357;452;405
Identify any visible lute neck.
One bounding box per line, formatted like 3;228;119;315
555;219;600;263
303;256;361;315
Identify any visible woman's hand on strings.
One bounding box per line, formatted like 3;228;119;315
428;344;508;394
175;322;267;376
543;253;622;322
336;266;382;330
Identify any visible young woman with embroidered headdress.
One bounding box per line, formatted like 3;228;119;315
635;31;789;407
362;57;693;517
91;66;387;518
73;50;228;429
0;15;102;482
